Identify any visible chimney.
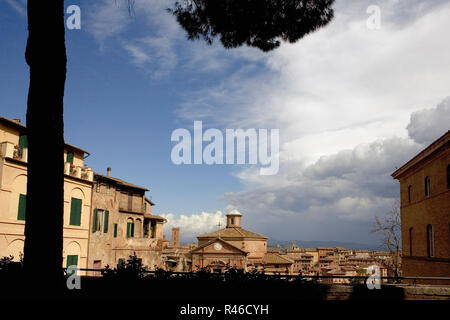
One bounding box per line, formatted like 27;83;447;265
13;119;21;123
107;167;111;177
172;227;180;247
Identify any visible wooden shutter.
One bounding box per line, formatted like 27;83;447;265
70;198;82;226
17;194;26;220
66;151;74;164
131;222;135;237
113;224;118;238
19;135;28;148
103;210;109;233
126;222;131;238
92;209;98;232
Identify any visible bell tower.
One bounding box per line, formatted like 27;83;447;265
226;210;242;228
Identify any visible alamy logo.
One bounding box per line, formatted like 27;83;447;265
66;265;81;290
366;265;381;289
171;121;279;175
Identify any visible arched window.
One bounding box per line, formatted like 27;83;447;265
407;185;412;204
447;164;450;189
135;219;142;238
426;224;434;258
409;227;413;256
424;176;430;197
126;218;134;238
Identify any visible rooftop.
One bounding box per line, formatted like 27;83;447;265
197;227;267;240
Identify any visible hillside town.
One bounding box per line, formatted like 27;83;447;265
0;115;449;285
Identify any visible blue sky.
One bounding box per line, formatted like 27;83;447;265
1;0;449;245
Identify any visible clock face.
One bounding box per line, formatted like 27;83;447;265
214;242;222;251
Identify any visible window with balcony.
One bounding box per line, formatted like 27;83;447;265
427;224;434;258
424;176;430;197
66;151;74;164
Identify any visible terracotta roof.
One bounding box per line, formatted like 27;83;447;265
197;227;267;240
0;116;90;155
95;173;148;191
263;253;293;265
148;214;166;221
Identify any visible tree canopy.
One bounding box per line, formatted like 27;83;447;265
170;0;335;52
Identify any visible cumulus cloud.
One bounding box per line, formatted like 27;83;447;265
161;211;226;243
407;97;450;144
221;96;448;243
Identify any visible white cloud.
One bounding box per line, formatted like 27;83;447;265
85;0;131;43
161;211;226;243
4;0;26;16
407;97;450;144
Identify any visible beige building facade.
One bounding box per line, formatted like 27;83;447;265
0;116;94;274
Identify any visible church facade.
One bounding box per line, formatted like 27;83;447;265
190;211;293;273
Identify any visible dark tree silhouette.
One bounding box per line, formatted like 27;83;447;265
22;0;334;292
170;0;335;52
23;1;66;290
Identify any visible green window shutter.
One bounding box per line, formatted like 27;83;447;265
126;222;131;238
113;224;118;238
17;194;26;221
70;198;82;226
67;255;78;276
67;255;78;267
92;209;98;232
103;210;109;233
19;135;28;148
66;151;74;164
131;223;135;237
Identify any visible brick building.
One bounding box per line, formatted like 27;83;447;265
88;170;166;273
392;130;450;283
191;211;293;273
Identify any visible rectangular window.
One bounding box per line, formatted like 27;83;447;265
113;223;118;238
126;222;134;238
103;210;109;233
106;184;110;195
17;194;26;221
69;197;82;226
427;225;435;258
67;255;78;275
66;151;74;164
19;135;28;148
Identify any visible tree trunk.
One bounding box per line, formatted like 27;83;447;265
23;0;66;293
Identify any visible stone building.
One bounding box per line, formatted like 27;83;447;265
88;170;166;273
191;211;293;273
0;116;94;273
392;130;450;284
162;227;194;272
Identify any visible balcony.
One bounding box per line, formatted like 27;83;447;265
64;162;93;182
1;142;27;162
